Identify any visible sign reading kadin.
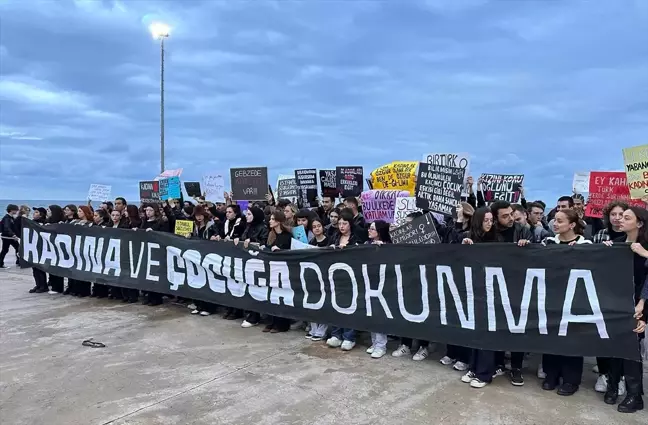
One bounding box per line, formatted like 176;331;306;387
622;144;648;200
139;181;160;203
230;167;268;201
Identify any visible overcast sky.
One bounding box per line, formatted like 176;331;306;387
1;0;646;202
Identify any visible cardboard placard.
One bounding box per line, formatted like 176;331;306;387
370;161;417;194
292;225;308;244
585;171;645;218
319;170;338;198
390;212;441;245
393;196;422;227
139;181;160;203
422;152;470;196
174;220;194;236
87;184;112;202
572;172;590;194
623;144;648;200
276;174;298;203
415;162;464;216
202;173;225;203
294;168;318;208
230;167;268;201
184;181;202;198
336;166;363;198
159;177;181;201
360;190;409;223
479;174;524;203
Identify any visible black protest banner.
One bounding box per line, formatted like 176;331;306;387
480;174;524;203
319;170;338;198
20;219;638;360
336;166;364;198
390;212;441;245
415;162;465;215
184;182;202;198
139;181;160;203
276;175;299;202
294;169;318;208
230;167;268;201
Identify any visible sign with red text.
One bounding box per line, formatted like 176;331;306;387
230;167;268;201
585;171;644;218
622;144;648;200
360;190;410;223
336;166;364;198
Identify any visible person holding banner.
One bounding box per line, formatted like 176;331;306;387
71;206;94;298
238;206;268;328
262;211;293;334
601;206;648;413
45;205;66;294
325;208;340;239
28;208;49;294
540;209;592;396
365;220;392;359
139;205;167;307
308;218;329;248
62;205;79;296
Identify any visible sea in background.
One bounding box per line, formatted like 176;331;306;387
0;200;102;217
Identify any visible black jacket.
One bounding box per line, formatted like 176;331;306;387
0;214;18;237
220;217;245;240
241;222;269;245
495;223;533;243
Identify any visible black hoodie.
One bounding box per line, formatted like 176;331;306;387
241;207;269;245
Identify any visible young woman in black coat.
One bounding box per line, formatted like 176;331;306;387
46;205;66;294
28;208;49;293
140;204;166;306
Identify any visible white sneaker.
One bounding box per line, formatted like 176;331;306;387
453;361;469;371
493;368;506;378
366;345;375;354
592;364;599;373
537;365;546;379
241;320;257;328
199;311;210;316
327;336;342;348
191;309;199;315
594;374;608;393
341;340;356;351
371;348;386;359
413;346;429;361
461;371;475;383
187;303;197;310
391;344;411;357
48;290;57;295
439;356;455;365
470;378;488;388
311;335;323;342
618;377;626;396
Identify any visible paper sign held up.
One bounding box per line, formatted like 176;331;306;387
88;184;112;202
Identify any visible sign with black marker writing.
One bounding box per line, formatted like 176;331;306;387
336;166;363;198
390;212;441;244
294;168;318;208
480;174;524;203
230;167;268;201
415;162;464;216
423;152;470;196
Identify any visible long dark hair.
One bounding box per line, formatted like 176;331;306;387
372;220;392;243
626;206;648;244
602;200;629;233
64;204;78;221
469;207;496;243
267;210;291;246
554;209;585;235
126;204;142;227
48;205;64;224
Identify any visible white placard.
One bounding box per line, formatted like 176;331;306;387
87;184;112;201
393;196;446;227
202;173;225;203
422;152;471;196
572;172;590;194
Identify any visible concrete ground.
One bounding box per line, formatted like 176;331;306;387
1;252;646;425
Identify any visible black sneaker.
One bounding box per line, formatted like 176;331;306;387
510;368;524;386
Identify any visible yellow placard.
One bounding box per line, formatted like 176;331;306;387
174;220;194;236
623;144;648;199
370;161;417;194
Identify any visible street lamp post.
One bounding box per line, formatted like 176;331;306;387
149;23;170;174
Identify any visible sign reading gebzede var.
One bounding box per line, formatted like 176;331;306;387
230;167;268;201
20;219;638;360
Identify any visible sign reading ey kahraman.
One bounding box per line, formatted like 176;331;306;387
622;144;648;200
585;171;644;218
20;219;638;360
415;162;464;216
230;167;268;201
480;174;524;203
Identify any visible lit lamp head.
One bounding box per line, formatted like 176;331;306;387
149;22;170;39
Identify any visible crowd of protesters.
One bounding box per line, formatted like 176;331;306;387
1;176;646;414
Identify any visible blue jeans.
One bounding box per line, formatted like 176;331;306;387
331;327;356;342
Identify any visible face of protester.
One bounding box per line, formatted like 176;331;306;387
619;209;643;234
322;197;333;211
557;200;571;212
608;206;624;231
553;211;574;235
529;207;544;225
513;210;527;226
368;222;378;240
573;198;584;213
33;210;42;220
93;211;103;224
225;207;236;221
269;215;278;229
145;206;156;219
482;212;494;233
114;199;125;212
9;209;19;218
297;217;309;228
497;207;514;228
338;218;351;235
46;208;52;218
245;209;254;223
312;221;324;237
100;203;109;211
78;208;88;221
111;211;121;223
283;206;294;220
343;200;357;214
329;212;339;226
64;206;74;218
195;214;205;223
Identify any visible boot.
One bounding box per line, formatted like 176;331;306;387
604;381;619;405
618;395;644;413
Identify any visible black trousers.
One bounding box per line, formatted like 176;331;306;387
496;351;524;369
268;316;290;331
402;338;429;349
32;268;48;290
92;283;109;297
447;345;471;363
0;238;19;266
49;275;64;293
470;349;495;383
245;311;261;324
596;357;611;375
76;281;91;296
609;356;644;396
195;301;218;313
146;291;163;305
121;288;138;301
542;354;583;386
